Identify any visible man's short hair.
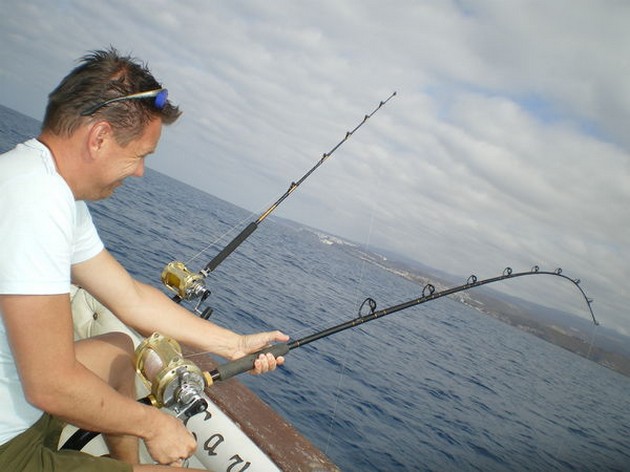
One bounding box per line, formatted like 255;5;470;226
42;47;181;145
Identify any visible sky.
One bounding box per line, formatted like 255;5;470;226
1;1;629;335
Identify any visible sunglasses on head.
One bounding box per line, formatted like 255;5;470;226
80;88;168;116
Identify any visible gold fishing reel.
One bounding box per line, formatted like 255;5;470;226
161;261;208;301
135;332;212;418
161;261;213;317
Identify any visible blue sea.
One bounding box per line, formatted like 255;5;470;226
2;105;629;471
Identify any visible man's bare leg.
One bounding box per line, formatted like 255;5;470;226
74;332;140;463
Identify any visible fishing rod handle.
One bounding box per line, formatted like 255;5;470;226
211;343;290;382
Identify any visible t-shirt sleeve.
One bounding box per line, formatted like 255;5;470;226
0;174;102;295
72;201;104;265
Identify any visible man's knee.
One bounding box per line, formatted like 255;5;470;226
75;332;137;390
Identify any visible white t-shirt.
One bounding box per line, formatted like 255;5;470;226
0;139;104;444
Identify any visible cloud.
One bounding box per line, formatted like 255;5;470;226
1;0;628;333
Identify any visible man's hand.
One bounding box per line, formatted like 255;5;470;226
233;330;290;375
142;409;198;465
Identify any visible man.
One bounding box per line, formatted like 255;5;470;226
0;48;289;471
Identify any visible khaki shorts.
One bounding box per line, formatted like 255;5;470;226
0;413;132;472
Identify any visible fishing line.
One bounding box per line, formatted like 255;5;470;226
323;173;382;455
183;210;257;266
584;300;600;360
323;358;351;457
549;315;600;462
550;299;600;459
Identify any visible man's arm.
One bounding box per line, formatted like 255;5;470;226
0;293;197;463
71;249;288;365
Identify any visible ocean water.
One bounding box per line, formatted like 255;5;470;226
2;106;630;471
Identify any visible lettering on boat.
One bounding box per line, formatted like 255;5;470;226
185;407;256;470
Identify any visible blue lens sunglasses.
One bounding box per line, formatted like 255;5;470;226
81;88;168;116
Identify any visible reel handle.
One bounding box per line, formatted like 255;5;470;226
211;343;290;382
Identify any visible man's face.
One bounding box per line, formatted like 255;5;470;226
89;117;162;200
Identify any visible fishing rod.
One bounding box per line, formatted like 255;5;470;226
161;92;397;317
62;265;597;452
208;265;598;382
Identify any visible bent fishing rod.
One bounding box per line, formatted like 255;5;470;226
62;265;597;452
208;265;598;382
161;92;397;317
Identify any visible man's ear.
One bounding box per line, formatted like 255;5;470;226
86;121;114;158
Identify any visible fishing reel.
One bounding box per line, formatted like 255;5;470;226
135;332;211;418
161;261;213;318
